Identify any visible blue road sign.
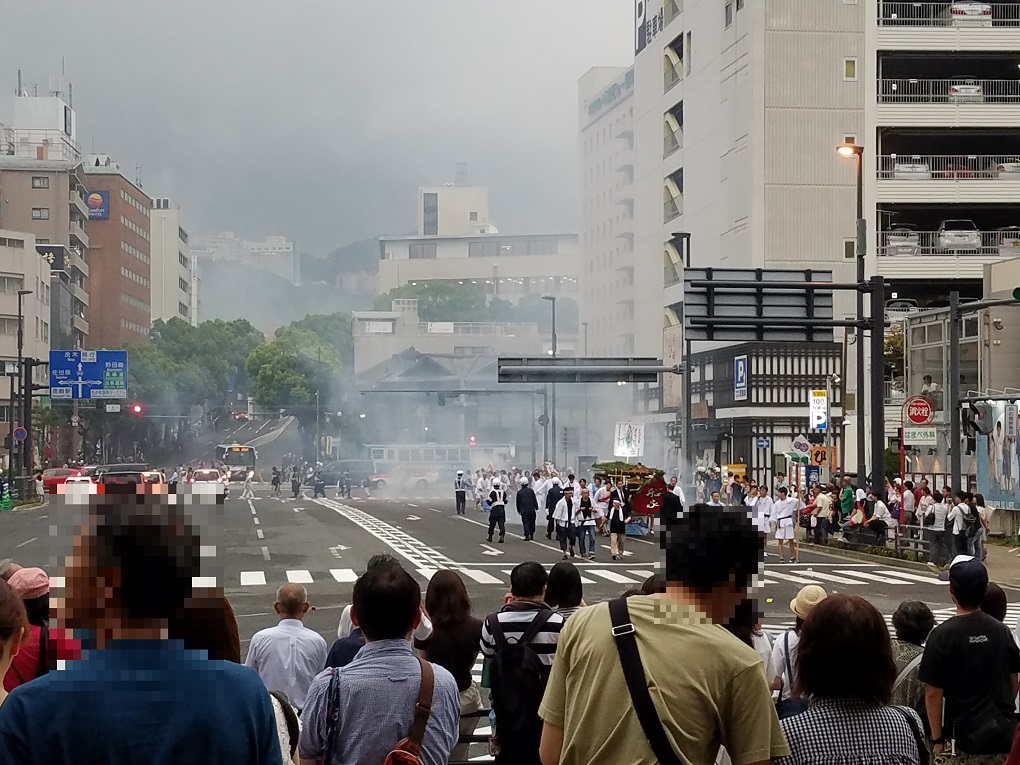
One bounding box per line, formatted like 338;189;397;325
756;437;771;450
734;355;748;401
49;350;128;400
12;427;27;442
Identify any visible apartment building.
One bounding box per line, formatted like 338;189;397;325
150;198;193;324
83;154;152;347
378;186;580;304
191;232;297;284
578;66;641;357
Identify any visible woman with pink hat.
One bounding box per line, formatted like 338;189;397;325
2;567;81;691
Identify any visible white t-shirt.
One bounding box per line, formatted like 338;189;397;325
593;486;610;517
670;483;687;504
948;503;968;535
337;603;433;641
770;630;801;701
772;497;799;524
872;500;892;524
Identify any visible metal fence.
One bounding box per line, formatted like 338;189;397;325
878;229;1017;257
877;153;1020;179
878;1;1020;26
878;78;1020;103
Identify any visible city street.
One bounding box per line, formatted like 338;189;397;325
0;487;970;651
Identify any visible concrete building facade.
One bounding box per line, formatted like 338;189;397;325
83;154;152;347
149;198;192;324
191;232;297;284
578;66;639;357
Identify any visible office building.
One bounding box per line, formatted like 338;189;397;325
378;186;580;303
191;232;297;284
578;66;639;357
83;154;152;347
0;90;90;350
149;198;192;324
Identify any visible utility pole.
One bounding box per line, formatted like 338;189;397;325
543;296;557;466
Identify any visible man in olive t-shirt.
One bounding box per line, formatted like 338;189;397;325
538;499;788;765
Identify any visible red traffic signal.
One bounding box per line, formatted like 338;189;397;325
130;403;143;415
469;435;476;446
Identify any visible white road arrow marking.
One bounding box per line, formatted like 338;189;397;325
406;515;421;521
481;544;504;556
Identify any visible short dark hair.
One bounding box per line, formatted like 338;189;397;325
510;561;547;599
891;600;935;646
981;582;1008;622
366;553;399;572
952;576;987;610
352;563;421;640
724;598;760;648
425;570;472;628
795;594;895;704
546;562;583;609
663;505;763;594
88;496;200;621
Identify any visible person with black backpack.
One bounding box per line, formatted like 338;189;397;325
480;561;565;765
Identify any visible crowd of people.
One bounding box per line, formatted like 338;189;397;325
3;489;1020;764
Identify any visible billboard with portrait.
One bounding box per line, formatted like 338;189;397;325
976;401;1020;509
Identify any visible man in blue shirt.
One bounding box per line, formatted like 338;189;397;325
300;561;460;765
0;495;282;765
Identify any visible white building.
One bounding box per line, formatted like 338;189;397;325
378;186;580;304
149;198;192;324
191;232;297;284
578;66;640;357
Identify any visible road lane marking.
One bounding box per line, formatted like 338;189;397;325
15;537;37;548
430;508;442;513
256;528;264;539
330;569;358;583
261;546;271;561
407;503;418;508
874;569;947;585
200;545;217;557
628;570;655;578
765;571;819;585
286;570;314;584
502;569;597;585
454;515;562;554
253;517;260;525
586;570;640;585
458;569;503;585
601;545;633;557
416;568;439;581
240;571;267;586
790;570;869;585
832;569;913;585
192;576;217;587
480;544;503;556
247;499;256;514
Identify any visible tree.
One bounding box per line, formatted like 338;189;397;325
884;324;904;380
514;294;580;333
374;282;491;322
278;313;354;366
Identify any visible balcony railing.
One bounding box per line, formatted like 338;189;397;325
878;1;1020;26
877;229;1020;257
417;322;539;336
664;196;682;223
877;154;1020;179
664;0;681;26
664;261;682;287
878;78;1020;103
664;61;681;93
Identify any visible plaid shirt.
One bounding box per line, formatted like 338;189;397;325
774;697;924;765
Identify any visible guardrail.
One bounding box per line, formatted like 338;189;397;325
878;154;1020;179
878;78;1020;103
877;229;1019;257
449;708;492;765
878;1;1020;26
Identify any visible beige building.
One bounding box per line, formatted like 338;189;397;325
353;299;563;375
417;185;493;236
579;66;637;357
149;198;193;324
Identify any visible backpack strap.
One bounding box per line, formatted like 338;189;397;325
608;598;685;765
517;608;554;646
892;705;930;765
322;667;341;763
893;652;924;693
408;657;435;747
782;631;794;696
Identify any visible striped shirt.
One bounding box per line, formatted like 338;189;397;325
480;602;565;669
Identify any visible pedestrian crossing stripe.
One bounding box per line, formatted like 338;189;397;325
763;604;1020;635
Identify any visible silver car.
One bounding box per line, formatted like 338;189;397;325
937;219;981;251
940;2;993;26
948;76;985;103
885;224;921;256
892;158;932;180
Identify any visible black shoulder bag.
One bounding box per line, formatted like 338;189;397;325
608;598;686;765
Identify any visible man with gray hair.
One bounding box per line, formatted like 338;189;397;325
0;559;22;581
244;582;327;712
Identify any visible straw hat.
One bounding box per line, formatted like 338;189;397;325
790;584;828;619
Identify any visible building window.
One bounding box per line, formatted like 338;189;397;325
725;1;733;26
178;277;190;292
0;276;25;294
422;192;438;236
31;208;50;220
31;176;49;189
179;302;189;317
178;227;189;244
845;239;856;259
843;58;857;81
0;317;19;335
0;238;25;249
408;242;438;260
844;134;857;145
685;32;692;75
178;252;189;269
469;211;478;222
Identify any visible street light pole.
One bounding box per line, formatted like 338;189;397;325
543;296;557;465
582;321;589;457
314;389;320;462
838;142;867;483
15;289;31;479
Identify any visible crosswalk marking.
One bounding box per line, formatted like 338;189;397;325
790;570;867;586
628;570;655;578
587;570;640;585
875;569;949;585
766;571;821;585
417;568;439;582
600;546;633;557
832;569;913;585
240;571;267;586
330;569;358;583
192;576;218;588
459;569;504;585
503;568;599;585
286;570;314;584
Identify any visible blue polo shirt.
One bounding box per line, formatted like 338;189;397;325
0;639;283;765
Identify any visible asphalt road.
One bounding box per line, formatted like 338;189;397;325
0;487;968;654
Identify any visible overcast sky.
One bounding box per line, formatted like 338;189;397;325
0;1;632;254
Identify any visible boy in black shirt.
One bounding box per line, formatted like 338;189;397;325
920;554;1020;757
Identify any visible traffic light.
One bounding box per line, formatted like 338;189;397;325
1013;287;1020;301
469;435;476;446
130;403;143;415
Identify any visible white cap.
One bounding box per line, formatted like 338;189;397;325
893;477;902;485
551;476;561;485
492;478;501;486
519;476;529;485
457;470;463;475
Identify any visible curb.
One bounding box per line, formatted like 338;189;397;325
766;540;934;572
